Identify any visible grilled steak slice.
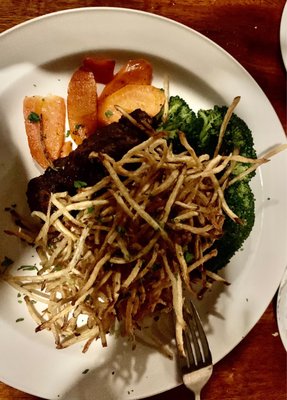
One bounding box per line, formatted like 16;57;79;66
27;110;151;213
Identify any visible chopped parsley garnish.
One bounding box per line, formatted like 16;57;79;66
105;110;113;118
75;123;84;130
74;180;88;189
87;206;94;213
16;318;24;323
184;251;194;264
66;130;70;137
28;111;41;123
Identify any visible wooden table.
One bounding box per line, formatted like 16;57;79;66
0;1;286;399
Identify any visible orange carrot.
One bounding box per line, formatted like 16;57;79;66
41;96;66;160
82;57;115;84
67;68;98;145
23;95;66;169
97;84;165;126
98;59;153;103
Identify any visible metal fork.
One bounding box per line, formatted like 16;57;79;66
177;299;213;400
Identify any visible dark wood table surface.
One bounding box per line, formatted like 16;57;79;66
0;1;286;399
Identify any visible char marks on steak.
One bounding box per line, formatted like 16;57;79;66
27;110;151;213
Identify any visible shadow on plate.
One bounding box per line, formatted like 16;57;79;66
0;108;31;269
58;314;175;400
58;283;226;400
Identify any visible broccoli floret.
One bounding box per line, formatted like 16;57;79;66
155;96;202;152
197;107;257;270
205;181;255;272
196;107;223;152
155;95;196;137
154;97;257;272
156;101;257;181
196;106;257;181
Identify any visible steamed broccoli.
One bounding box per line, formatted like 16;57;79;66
154;96;257;272
197;105;257;181
155;95;202;152
157;98;257;180
205;181;255;271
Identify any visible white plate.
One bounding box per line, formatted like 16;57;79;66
277;267;287;350
0;7;287;400
280;1;287;69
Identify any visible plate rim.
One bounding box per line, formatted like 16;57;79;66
280;1;287;70
277;266;287;350
0;6;287;400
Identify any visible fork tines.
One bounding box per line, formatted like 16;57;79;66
181;299;212;372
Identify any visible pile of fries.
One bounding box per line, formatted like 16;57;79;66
3;103;286;353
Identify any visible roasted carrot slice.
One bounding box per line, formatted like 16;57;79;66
82;57;115;84
23;95;66;169
67;68;98;145
98;59;153;103
41;96;66;160
97;84;165;127
23;96;48;169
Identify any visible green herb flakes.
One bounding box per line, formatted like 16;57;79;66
28;111;41;123
184;251;194;264
74;180;88;189
75;123;84;130
16;318;24;323
17;293;22;304
105;110;113;118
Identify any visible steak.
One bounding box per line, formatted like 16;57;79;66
27;110;151;213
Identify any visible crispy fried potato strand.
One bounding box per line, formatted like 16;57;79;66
4;119;285;353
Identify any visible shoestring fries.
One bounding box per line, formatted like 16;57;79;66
3;126;286;353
